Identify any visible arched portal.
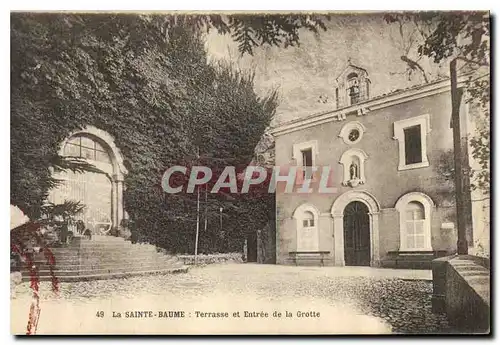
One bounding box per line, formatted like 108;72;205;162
48;126;127;235
343;201;370;266
331;190;381;266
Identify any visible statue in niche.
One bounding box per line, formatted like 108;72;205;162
349;161;359;180
347;160;363;187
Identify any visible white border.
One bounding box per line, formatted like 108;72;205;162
4;4;497;343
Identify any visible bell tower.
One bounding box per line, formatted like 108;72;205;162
335;59;371;109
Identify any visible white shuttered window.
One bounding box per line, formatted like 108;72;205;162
405;201;426;250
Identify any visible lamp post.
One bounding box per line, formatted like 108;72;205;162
219;207;223;234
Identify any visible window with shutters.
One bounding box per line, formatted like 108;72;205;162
395;192;434;251
292;140;318;183
302;148;313;180
405;202;426;249
393;114;431;171
293;206;320;252
302;211;315;227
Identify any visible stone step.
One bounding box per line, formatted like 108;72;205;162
29;257;178;269
21;266;189;282
71;252;167;261
71;247;159;255
69;243;138;249
50;243;135;252
76;246;159;253
21;262;185;277
15;237;187;282
33;247;161;259
42;253;160;262
28;254;179;267
74;235;126;242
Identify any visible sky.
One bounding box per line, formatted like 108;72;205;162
204;13;446;125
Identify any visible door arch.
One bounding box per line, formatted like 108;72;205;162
49;126;128;235
343;201;370;266
331;190;381;266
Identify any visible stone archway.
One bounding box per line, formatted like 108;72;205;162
331;190;381;266
50;126;128;233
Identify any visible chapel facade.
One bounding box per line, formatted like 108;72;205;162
270;61;478;268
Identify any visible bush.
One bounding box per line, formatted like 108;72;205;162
177;253;244;265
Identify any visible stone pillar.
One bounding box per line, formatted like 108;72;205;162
116;179;124;226
111;178;118;228
332;214;345;266
319;213;333;251
112;175;125;229
369;212;380;267
431;256;451;313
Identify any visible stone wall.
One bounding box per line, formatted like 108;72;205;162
178;253;244;265
431;255;490;333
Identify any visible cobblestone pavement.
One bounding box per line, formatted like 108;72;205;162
11;264;451;335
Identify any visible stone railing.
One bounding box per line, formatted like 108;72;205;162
431;255;490;333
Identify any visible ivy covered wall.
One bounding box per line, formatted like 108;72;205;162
11;13;278;253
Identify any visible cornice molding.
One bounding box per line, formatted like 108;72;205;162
269;77;468;137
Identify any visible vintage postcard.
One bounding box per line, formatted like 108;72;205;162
10;11;490;335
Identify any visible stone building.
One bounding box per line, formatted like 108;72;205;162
269;61;481;268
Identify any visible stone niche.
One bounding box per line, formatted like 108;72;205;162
339;148;368;187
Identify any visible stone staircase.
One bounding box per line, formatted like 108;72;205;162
20;235;187;282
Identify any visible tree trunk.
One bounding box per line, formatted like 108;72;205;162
450;59;474;255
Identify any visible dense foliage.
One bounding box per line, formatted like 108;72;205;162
162;14;329;56
11;13;281;253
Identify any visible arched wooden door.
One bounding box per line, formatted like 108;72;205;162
343;201;371;266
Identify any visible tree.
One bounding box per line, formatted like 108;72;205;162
162;14;329;56
384;12;490;254
12;13;335;254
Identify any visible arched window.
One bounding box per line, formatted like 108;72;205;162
395;192;434;251
302;211;315;228
293;204;320;252
63;135;112;164
405;201;426;250
347;72;360;105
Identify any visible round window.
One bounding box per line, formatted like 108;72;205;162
339;121;365;145
348;129;360;142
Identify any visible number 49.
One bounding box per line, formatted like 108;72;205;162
96;311;104;318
